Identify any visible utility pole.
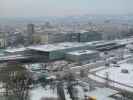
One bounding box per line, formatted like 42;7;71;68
105;72;109;87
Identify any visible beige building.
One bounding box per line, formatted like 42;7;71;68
32;30;49;44
32;30;69;44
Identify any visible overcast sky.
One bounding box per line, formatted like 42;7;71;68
0;0;132;17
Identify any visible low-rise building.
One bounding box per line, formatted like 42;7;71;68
66;50;100;62
27;42;94;61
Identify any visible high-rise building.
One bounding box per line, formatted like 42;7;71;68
27;24;35;45
27;24;35;35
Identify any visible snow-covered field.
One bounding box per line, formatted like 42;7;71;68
96;63;133;87
88;63;133;92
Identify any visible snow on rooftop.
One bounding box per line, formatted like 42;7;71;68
0;54;27;60
67;50;98;55
115;38;133;45
84;40;107;45
5;47;26;53
28;42;89;52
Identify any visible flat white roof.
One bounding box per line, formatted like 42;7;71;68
5;47;26;53
115;37;133;45
0;54;28;60
83;40;106;45
28;42;90;52
67;50;98;55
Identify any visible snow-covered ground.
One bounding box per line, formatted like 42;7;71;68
29;84;117;100
88;62;133;92
96;63;133;87
88;87;117;100
30;85;58;100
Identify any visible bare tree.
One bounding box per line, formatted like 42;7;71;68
0;62;32;100
57;82;66;100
